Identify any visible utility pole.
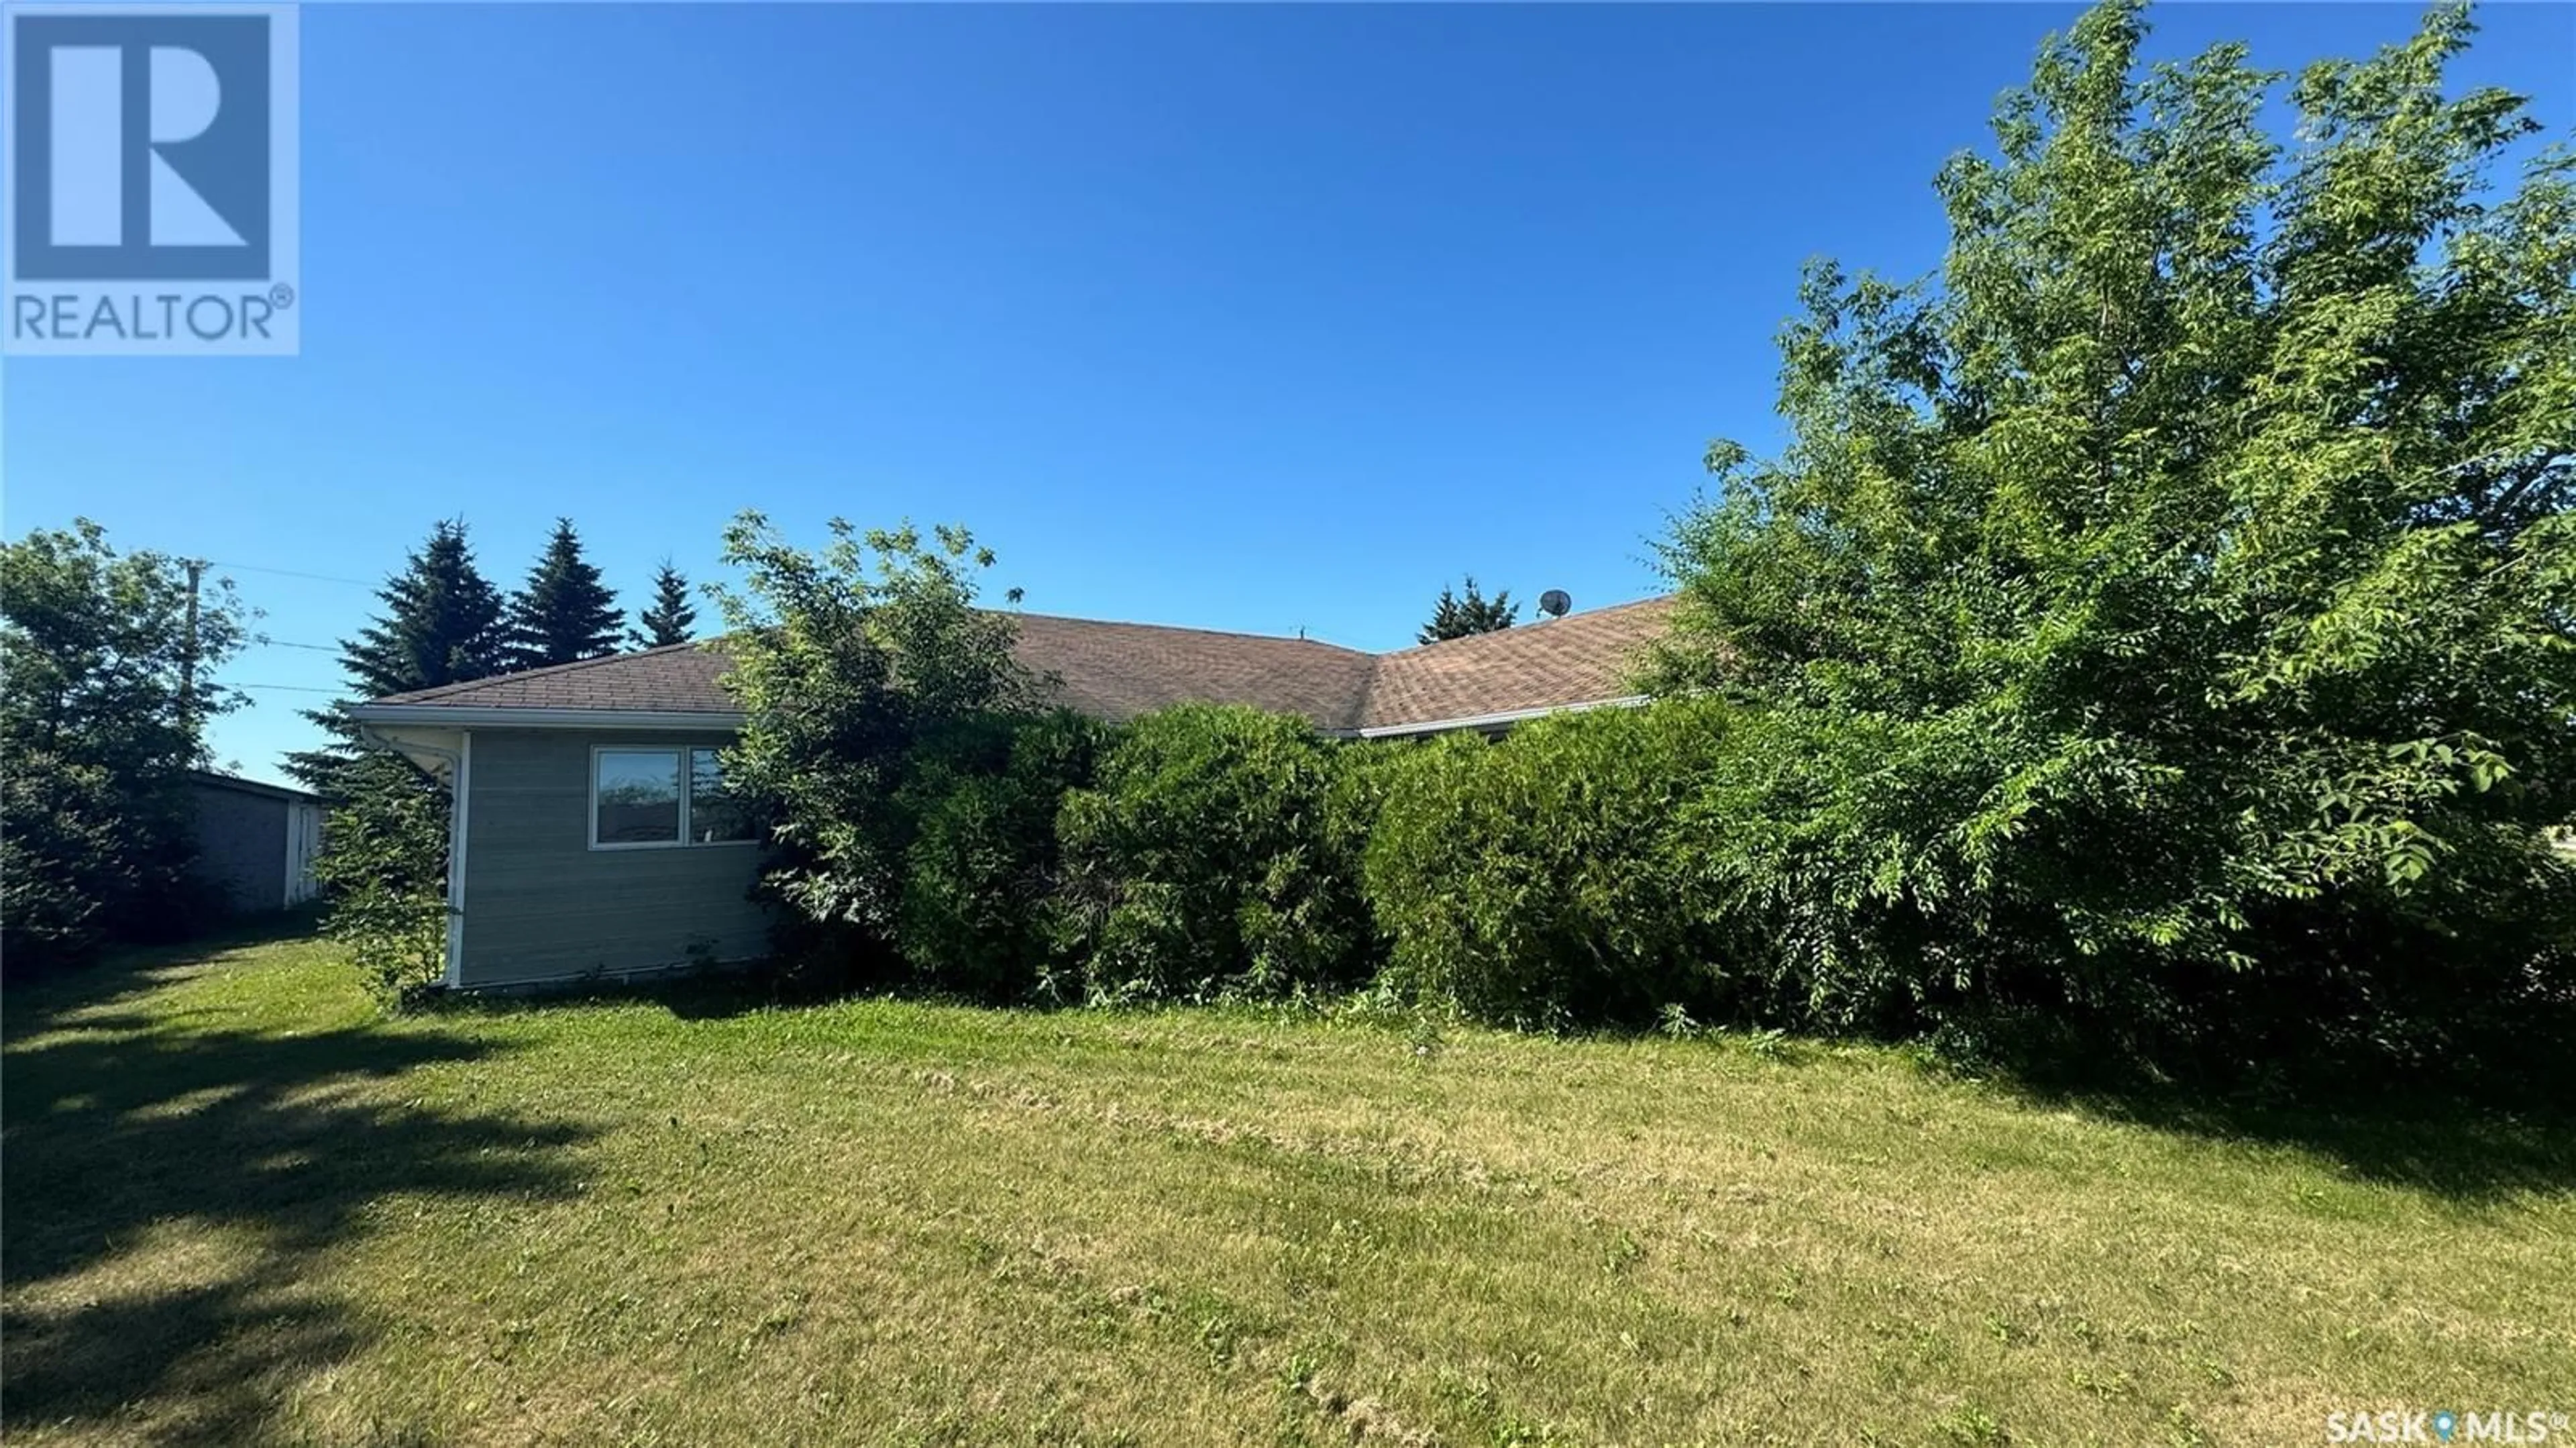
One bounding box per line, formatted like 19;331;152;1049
180;558;206;737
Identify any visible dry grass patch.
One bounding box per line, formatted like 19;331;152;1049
6;925;2573;1446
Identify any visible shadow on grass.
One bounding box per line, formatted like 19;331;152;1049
410;963;791;1023
0;909;326;1039
2;927;596;1445
1970;1064;2576;1204
424;953;2576;1206
407;954;1026;1024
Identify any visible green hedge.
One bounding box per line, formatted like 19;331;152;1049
1662;703;2576;1090
759;688;2573;1100
894;710;1111;1001
1055;704;1375;1003
1363;701;1737;1029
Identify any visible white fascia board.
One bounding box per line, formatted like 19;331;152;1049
357;723;464;781
348;705;745;731
1348;694;1650;739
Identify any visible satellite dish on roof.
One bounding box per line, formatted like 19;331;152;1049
1538;589;1572;619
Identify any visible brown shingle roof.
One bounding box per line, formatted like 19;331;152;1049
1357;596;1674;730
372;641;739;714
359;597;1678;735
1011;614;1375;726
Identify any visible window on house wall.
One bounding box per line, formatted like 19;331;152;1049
591;746;755;849
688;747;755;843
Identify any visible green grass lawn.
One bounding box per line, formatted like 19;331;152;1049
5;926;2571;1447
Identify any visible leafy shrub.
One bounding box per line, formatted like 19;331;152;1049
1643;1;2576;1090
1668;704;2576;1090
1362;701;1737;1029
314;759;451;1006
709;514;1034;986
1;521;244;976
1056;704;1374;1003
896;709;1112;1000
1;749;217;972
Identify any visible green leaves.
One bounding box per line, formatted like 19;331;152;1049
311;757;451;1005
1364;701;1743;1030
706;512;1038;982
1;521;248;970
1649;0;2576;1087
895;710;1110;1000
1055;705;1375;1005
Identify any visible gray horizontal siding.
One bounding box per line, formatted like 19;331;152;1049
190;786;288;913
460;729;767;987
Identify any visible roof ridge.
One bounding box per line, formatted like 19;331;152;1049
1008;610;1373;656
1372;594;1676;662
377;638;712;703
1354;594;1676;730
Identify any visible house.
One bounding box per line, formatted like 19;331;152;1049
186;770;325;915
347;597;1676;990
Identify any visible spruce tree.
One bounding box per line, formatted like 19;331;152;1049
289;518;513;996
343;519;511;696
629;557;698;649
1417;576;1519;644
286;518;508;792
504;519;622;670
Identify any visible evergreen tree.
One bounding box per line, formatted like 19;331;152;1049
289;518;512;1002
629;557;698;650
1417;576;1519;643
504;518;622;670
343;519;509;697
286;518;508;791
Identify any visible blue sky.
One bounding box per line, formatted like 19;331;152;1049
7;2;2573;784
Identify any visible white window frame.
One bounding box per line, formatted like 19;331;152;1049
680;745;759;849
586;744;757;851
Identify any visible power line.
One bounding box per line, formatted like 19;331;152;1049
251;637;340;652
231;682;342;694
209;560;379;588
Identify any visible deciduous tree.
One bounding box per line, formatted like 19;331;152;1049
0;521;247;970
707;513;1035;981
1649;0;2575;1083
